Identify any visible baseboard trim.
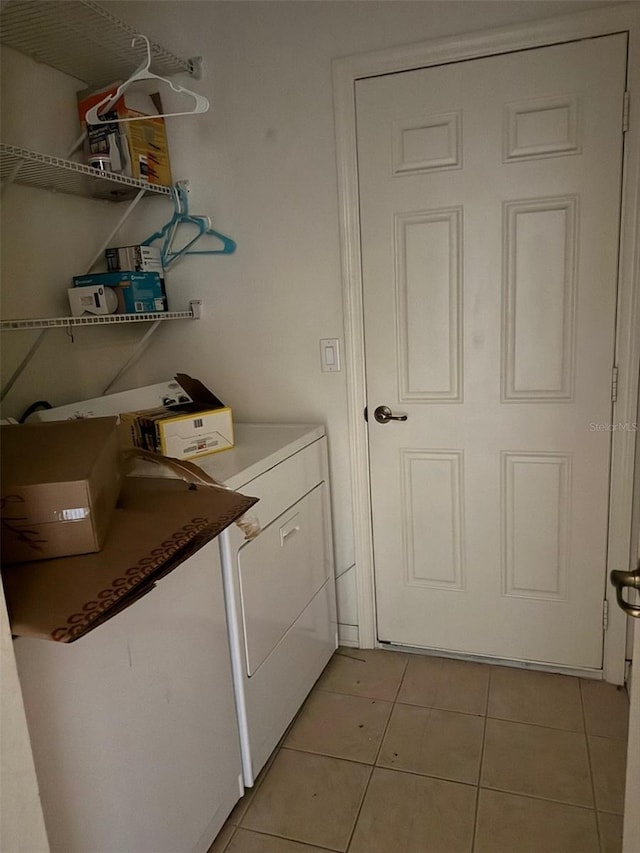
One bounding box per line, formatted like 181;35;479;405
338;624;359;647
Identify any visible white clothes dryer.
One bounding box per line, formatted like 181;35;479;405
193;423;338;785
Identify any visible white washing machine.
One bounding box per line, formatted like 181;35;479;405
13;530;244;853
194;423;338;785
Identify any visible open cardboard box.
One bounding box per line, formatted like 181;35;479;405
31;374;234;461
119;374;234;460
1;383;248;643
2;474;257;643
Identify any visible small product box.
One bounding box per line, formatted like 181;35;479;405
105;245;164;277
73;271;167;314
119;374;234;461
78;86;172;186
67;284;119;317
0;418;122;564
121;103;172;185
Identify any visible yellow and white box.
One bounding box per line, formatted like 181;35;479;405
121;406;234;461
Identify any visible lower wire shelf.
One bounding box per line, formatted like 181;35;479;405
1;300;202;331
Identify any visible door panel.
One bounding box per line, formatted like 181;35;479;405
356;34;627;668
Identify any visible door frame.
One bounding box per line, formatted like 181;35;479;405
332;3;640;683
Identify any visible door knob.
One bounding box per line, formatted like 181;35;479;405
610;562;640;618
374;405;408;424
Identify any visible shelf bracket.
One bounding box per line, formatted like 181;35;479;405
0;160;25;198
187;56;204;80
101;303;202;395
86;188;146;271
1;330;47;402
1;187;148;401
102;320;162;395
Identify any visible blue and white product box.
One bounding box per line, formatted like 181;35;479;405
105;244;164;277
73;271;167;314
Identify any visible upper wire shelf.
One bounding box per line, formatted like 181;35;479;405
0;0;199;88
0;144;172;201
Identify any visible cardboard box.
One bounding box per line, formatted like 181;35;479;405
1;418;122;564
119;374;234;461
105;244;164;277
121;407;234;459
78;86;172;186
122;104;172;186
1;475;258;642
73;271;167;314
32;380;194;422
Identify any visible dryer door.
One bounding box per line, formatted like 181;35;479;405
238;484;329;676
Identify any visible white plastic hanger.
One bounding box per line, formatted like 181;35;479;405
84;34;209;125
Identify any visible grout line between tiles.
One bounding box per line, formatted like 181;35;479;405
343;763;375;853
391;651;411;703
479;782;598;812
279;743;381;772
481;667;491;716
334;752;481;791
227;826;343;852
470;663;492;852
484;713;586;734
279;739;502;795
372;653;410;766
275;657;409;772
580;678;604;851
217;825;236;853
470;770;482;853
311;686;400;702
343;653;410;852
310;686;397;709
425;656;445;710
397;698;489;718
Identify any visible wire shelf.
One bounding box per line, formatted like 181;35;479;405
1;305;201;332
0;0;196;87
0;144;172;201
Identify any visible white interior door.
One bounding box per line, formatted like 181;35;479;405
623;615;640;852
357;34;627;669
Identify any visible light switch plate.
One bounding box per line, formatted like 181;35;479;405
320;338;341;372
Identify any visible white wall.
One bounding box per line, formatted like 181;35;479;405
1;0;612;637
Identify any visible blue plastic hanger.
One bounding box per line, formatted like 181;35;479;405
142;183;236;268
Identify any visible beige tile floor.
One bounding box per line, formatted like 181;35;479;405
209;648;629;853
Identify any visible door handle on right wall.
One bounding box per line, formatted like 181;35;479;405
610;562;640;618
